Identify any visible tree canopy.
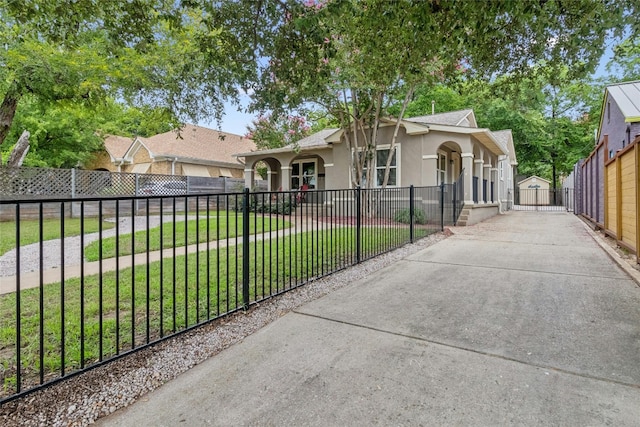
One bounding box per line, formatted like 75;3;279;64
0;0;284;161
251;0;637;189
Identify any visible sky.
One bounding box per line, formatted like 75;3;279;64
199;94;254;137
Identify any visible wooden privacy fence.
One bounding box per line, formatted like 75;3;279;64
604;136;640;263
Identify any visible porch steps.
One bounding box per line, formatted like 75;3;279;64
456;208;471;226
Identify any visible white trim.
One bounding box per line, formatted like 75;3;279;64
281;166;292;170
474;159;485;164
324;163;334;167
243;168;253;172
422;154;438;160
461;152;474;158
483;164;492;169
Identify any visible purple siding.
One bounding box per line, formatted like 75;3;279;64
600;95;640;158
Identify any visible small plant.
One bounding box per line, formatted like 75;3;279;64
394;207;426;225
250;193;295;215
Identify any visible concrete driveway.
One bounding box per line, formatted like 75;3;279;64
99;211;640;426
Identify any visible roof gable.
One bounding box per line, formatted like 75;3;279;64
405;109;477;127
605;81;640;122
103;135;134;160
492;130;517;165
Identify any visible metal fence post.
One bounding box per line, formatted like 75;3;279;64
242;187;250;309
452;182;457;225
356;186;361;263
440;182;445;231
409;185;415;243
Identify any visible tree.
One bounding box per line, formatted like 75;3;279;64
608;36;640;81
253;0;636;192
0;1;278;162
0;97;174;168
245;113;311;150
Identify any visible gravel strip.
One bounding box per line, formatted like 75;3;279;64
0;231;449;427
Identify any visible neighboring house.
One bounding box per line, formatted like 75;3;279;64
85;124;256;178
577;80;640;226
517;176;551;205
236;109;517;225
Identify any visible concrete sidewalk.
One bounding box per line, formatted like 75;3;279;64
99;211;640;426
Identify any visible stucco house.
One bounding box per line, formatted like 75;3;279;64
236;109;517;225
86;124;256;178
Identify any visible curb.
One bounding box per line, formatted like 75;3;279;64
580;220;640;287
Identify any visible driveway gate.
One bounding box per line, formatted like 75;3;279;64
513;188;574;212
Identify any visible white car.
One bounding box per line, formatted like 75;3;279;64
140;181;187;196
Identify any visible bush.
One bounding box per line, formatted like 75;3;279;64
394;207;426;225
250;193;295;215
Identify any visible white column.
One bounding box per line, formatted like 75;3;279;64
484;163;492;203
475;159;485;204
461;153;474;204
266;170;276;192
281;166;292;191
422;154;438;186
243;168;254;189
491;168;499;208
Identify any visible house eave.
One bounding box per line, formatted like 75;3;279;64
153;155;244;169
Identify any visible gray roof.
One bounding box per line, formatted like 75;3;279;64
405;109;474;127
234;128;338;157
491;130;512;146
293;128;339;149
607;81;640;121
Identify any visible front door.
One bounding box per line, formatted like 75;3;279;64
291;160;316;190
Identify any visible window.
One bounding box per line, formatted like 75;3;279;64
354;146;398;187
376;148;397;186
499;161;504;180
291;160;316;189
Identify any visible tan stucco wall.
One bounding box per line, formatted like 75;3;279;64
132;146;153;164
84;151;116;171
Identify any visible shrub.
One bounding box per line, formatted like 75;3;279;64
394;207;426;225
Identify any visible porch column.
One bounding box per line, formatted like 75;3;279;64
461;153;474;204
483;163;492;203
281;166;292;191
491;167;500;210
243;168;254;189
266;170;277;191
475;159;485;204
422;154;438;186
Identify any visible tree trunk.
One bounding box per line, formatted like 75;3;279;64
6;130;30;167
0;82;22;147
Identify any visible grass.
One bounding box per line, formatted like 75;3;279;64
0;224;436;395
83;213;291;261
0;218;116;256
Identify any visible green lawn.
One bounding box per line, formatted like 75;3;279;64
0;225;435;394
83;213;291;261
0;218;116;256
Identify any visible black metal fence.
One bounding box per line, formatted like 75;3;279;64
0;184;459;403
513;188;574;211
